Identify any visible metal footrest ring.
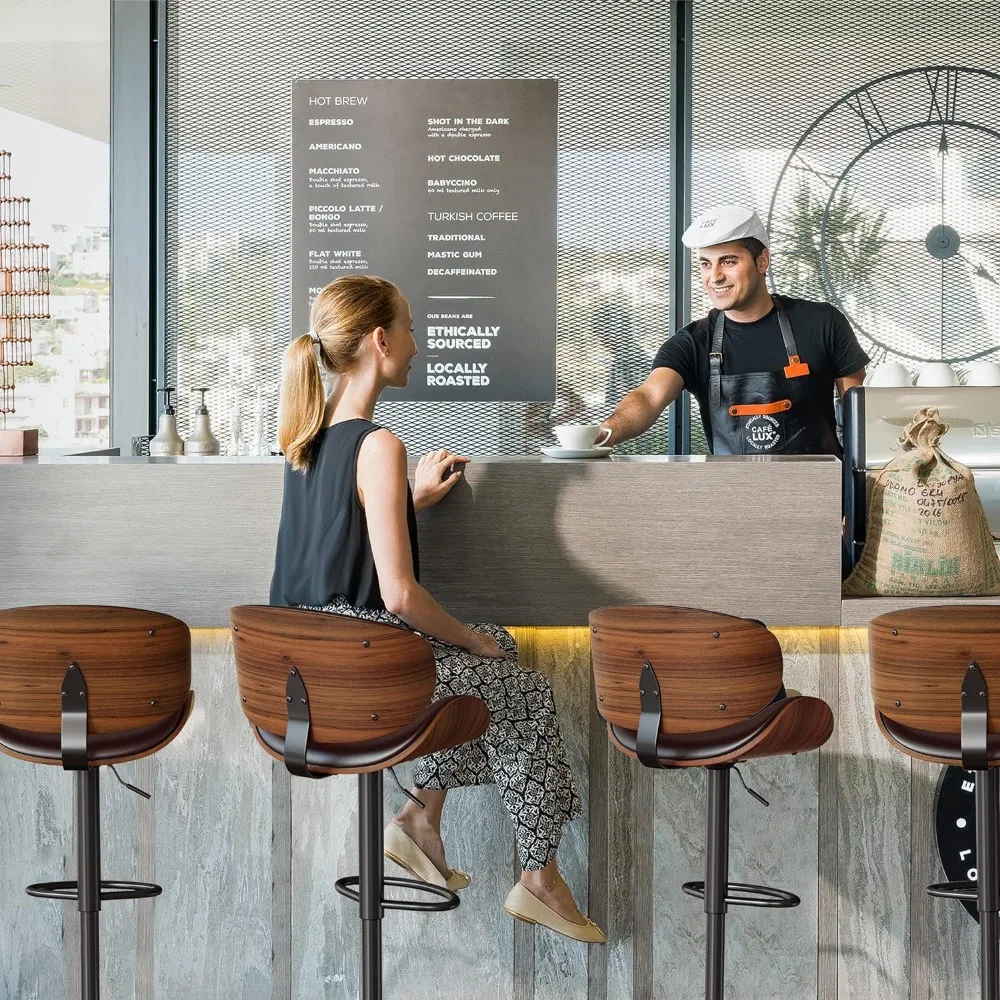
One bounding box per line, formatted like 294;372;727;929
928;880;978;902
682;880;800;908
334;875;459;912
26;879;162;902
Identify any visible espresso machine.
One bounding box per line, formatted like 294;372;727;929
842;386;1000;571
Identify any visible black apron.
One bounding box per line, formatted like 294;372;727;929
707;299;840;456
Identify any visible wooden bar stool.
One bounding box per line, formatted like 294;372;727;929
590;605;833;1000
230;605;490;1000
870;605;1000;1000
0;605;193;1000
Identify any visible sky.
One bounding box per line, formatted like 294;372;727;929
0;106;108;228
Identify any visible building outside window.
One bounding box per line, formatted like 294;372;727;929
0;0;110;449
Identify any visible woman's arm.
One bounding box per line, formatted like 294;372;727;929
357;429;502;656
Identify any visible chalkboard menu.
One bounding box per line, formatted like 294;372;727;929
292;79;557;401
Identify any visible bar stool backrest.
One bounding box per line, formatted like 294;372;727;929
231;606;437;744
871;606;1000;736
0;605;191;735
590;605;783;734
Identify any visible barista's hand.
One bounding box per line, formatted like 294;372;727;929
413;449;470;511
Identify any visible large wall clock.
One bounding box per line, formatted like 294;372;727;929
935;765;979;921
767;66;1000;367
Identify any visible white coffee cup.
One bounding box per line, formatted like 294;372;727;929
554;423;613;450
916;362;959;387
962;361;1000;386
865;362;912;387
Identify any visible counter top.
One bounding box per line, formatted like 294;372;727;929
0;455;843;626
841;594;1000;627
2;452;840;465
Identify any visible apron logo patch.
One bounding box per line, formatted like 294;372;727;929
745;414;782;452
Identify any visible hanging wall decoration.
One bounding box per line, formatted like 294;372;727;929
0;149;49;456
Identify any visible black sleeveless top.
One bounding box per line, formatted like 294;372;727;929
269;419;420;610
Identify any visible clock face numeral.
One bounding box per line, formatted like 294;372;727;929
924;67;960;123
790;152;836;192
867;345;889;368
936;766;980;922
769;65;1000;367
845;87;891;144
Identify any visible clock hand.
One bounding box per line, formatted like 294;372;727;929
958;253;999;286
938;128;949;228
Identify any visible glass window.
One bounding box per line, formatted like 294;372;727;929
690;1;1000;454
165;1;671;456
0;0;110;449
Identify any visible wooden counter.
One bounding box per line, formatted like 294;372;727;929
0;453;843;626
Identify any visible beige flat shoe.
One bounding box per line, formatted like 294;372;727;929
383;823;471;891
503;883;607;944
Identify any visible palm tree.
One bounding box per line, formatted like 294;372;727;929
775;178;889;308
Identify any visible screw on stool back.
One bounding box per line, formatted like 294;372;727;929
870;606;1000;765
590;605;784;736
231;605;437;746
0;605;192;766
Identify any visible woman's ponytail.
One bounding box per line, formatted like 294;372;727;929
278;275;399;470
278;333;326;472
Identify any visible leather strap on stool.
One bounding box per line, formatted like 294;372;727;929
284;668;321;779
636;661;663;768
962;662;989;771
61;662;89;771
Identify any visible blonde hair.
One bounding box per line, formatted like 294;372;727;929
278;274;399;472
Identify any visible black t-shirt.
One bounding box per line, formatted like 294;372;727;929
652;296;869;453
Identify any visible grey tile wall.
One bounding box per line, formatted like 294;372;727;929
0;626;989;999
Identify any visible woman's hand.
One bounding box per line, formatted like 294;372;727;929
468;630;505;659
412;449;470;511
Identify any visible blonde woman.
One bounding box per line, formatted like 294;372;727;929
270;275;605;943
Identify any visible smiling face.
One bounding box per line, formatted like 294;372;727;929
375;292;418;388
698;240;770;313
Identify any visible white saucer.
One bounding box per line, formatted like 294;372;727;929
541;446;613;459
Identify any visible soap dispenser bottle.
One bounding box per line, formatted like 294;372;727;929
149;387;185;456
184;387;221;456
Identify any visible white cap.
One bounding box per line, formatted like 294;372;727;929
682;204;769;250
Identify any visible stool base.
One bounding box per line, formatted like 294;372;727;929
682;880;799;908
27;880;161;902
690;767;801;1000
335;874;458;912
337;770;461;1000
23;768;156;1000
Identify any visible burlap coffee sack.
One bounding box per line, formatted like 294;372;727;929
844;407;1000;596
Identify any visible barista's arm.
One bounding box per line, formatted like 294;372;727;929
835;368;866;397
599;367;685;447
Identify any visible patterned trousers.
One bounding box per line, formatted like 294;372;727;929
302;598;582;871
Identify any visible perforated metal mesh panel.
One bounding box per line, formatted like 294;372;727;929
165;1;671;455
685;1;1000;453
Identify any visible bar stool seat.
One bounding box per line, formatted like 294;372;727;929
870;605;1000;1000
606;694;829;765
0;604;194;1000
231;605;490;1000
591;605;833;1000
254;695;483;772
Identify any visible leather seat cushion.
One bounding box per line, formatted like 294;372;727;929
256;695;464;771
879;713;1000;762
610;700;786;763
0;702;190;764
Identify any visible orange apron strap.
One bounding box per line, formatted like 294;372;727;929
729;400;793;417
784;354;810;378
